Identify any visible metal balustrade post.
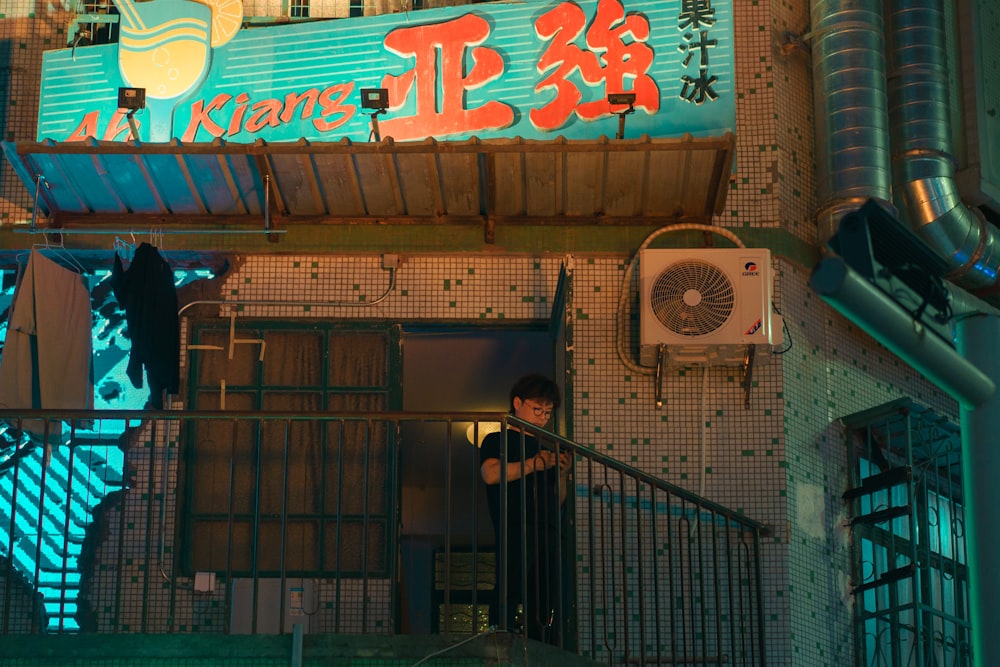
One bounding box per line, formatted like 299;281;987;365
31;420;52;634
333;418;344;634
279;419;290;635
360;418;371;633
250;418;263;634
60;427;78;632
3;425;23;634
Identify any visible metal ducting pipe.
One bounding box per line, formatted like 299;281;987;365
812;0;893;244
887;0;1000;291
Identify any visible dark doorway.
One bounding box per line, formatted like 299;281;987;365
398;327;554;634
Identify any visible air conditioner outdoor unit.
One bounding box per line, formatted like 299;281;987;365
639;248;782;368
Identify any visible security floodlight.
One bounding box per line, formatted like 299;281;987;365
360;88;389;111
360;88;390;142
117;87;146;142
608;92;636;139
607;92;636;106
118;87;146;111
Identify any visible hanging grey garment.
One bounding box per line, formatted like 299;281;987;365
0;250;94;431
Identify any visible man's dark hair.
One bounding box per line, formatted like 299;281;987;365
508;373;561;413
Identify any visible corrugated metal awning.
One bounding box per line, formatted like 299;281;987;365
2;134;734;238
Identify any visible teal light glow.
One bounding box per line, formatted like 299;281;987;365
0;266;209;632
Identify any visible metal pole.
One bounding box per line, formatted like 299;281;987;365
957;312;1000;666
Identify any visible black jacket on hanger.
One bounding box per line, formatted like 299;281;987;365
111;242;179;409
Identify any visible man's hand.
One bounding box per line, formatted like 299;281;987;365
533;450;560;472
534;449;572;475
557;450;572;475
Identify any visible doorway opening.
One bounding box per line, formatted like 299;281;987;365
398;327;556;635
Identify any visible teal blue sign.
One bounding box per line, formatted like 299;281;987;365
38;0;733;143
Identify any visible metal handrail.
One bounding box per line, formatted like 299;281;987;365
509;415;768;533
0;408;767;665
0;407;766;533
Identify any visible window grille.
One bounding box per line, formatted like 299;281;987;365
843;399;971;666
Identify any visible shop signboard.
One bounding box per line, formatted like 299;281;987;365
37;0;733;144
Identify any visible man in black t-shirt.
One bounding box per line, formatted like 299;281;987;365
479;374;571;643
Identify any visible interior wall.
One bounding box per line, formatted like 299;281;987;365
398;328;554;634
400;328;553;539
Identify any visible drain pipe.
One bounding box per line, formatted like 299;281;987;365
955;309;1000;666
811;0;893;245
887;0;1000;662
810;257;994;408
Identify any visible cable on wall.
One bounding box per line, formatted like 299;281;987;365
177;255;399;317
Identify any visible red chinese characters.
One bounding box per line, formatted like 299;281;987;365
531;0;658;131
378;14;514;140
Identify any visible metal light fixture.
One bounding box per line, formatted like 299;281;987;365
608;92;636;139
360;87;389;142
117;87;146;142
607;92;636;107
360;88;389;111
118;87;146;111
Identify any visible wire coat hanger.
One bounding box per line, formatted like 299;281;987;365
33;232;85;274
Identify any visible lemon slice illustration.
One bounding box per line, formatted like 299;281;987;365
199;0;243;47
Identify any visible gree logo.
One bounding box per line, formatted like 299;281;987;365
742;261;760;276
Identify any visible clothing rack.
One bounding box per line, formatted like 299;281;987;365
14;227;286;235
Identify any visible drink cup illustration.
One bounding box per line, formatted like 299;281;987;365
113;0;241;141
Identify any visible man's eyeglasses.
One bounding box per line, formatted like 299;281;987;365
530;405;553;418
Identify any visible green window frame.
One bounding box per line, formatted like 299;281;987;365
180;321;401;579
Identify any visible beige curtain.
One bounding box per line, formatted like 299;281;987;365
187;326;392;575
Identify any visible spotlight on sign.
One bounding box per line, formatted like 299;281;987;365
608;92;636;139
360;88;389;111
117;87;146;111
360;88;390;142
607;92;636;107
117;87;146;143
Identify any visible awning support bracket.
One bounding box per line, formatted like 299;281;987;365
30;174;47;232
263;173;278;243
484;216;495;244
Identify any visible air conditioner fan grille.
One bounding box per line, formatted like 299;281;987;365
648;260;735;336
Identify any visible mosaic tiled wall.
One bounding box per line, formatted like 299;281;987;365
778;265;960;667
770;0;818;246
0;3;972;667
200;252;792;659
76;409;396;635
727;0;780;233
77;420;183;633
0;3;54;224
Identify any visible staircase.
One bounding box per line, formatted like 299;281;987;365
0;424;124;632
